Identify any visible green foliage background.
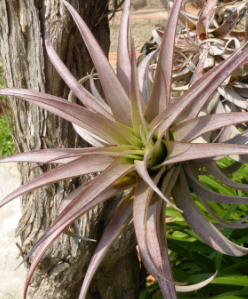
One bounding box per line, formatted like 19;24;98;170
0;66;15;157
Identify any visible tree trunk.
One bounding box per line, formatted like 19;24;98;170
0;1;139;298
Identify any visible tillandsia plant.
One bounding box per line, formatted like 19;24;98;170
2;0;248;298
147;0;248;117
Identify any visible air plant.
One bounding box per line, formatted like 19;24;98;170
148;0;248;116
2;0;248;298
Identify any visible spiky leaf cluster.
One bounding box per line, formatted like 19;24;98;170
1;0;248;298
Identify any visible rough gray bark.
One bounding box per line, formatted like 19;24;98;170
0;1;139;298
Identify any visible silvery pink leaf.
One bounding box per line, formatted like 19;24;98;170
0;155;114;208
170;112;248;142
176;271;218;292
22;157;135;298
61;0;132;127
89;69;109;107
117;0;131;96
138;49;159;104
145;0;183;122
64;229;97;242
205;162;248;191
0;88;128;145
156;141;248;167
213;8;239;39
189;48;209;86
0;148;85;164
199;197;248;229
217;161;242;175
173;170;248;256
150;41;248;134
79;191;134;299
186;165;248;204
218;87;248;109
133;177;185;286
197;0;217;39
147;199;177;298
178;9;198;30
130;21;147;137
135;159;180;211
70;125;109;147
45;26;112;118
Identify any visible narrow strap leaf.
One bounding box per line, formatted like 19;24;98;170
138;49;159;104
173;170;248;256
61;0;132;127
156;141;248;168
0;88;130;145
130;20;147;138
45;25;112;118
133;178;185;286
170;112;248;142
22;157;135;298
117;0;131;96
147;199;178;298
0;155;114;208
205;162;248;191
79;190;134;299
145;0;184;122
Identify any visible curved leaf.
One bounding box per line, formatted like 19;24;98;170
145;0;184;122
171;112;248;142
173;170;248;256
117;0;131;96
45;25;111;118
61;0;132;127
79;190;134;299
0;155;114;208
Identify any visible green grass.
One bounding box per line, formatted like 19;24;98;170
0;115;15;157
0;66;15;157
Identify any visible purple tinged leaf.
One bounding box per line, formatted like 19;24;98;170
45;26;112;118
0;88;130;145
189;48;208;86
61;0;132;127
196;0;217;39
135;159;181;211
205;162;248;191
199;198;248;229
129;21;147;138
70;125;110;147
149;41;248;135
64;228;97;242
217;161;242;175
145;0;184;122
0;148;85;164
147;199;178;298
22;157;135;298
89;69;108;107
117;0;131;96
133;176;185;286
176;271;218;292
171;112;248;142
173;170;248;256
218;87;248;109
57;183;90;216
138;49;159;104
79;190;134;299
178;9;198;30
186;164;248;204
213;8;239;39
156;141;248;167
0;155;114;208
